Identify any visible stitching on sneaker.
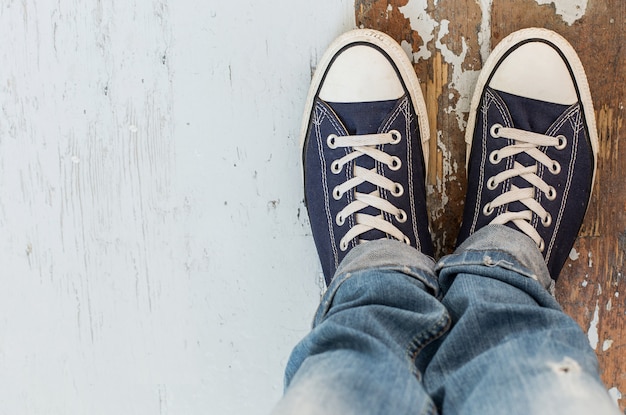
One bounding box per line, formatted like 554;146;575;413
379;96;422;251
314;102;341;270
544;104;581;263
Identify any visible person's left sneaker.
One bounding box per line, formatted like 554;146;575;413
300;29;434;285
456;28;598;280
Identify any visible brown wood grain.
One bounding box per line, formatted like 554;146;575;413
357;0;626;409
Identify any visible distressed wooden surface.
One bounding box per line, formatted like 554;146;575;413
357;0;626;410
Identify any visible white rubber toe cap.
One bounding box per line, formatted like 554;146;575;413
319;45;405;103
488;41;578;105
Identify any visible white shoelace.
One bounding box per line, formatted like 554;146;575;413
328;129;411;251
483;123;566;251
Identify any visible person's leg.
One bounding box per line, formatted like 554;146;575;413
273;29;440;414
272;240;447;415
422;29;619;414
424;226;618;414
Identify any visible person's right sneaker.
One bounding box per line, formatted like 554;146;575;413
456;28;598;280
300;29;434;285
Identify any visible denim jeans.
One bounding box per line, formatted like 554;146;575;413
272;225;619;415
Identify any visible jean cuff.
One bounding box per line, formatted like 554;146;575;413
312;240;439;326
332;239;438;296
438;225;553;291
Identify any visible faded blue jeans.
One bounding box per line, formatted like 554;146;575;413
272;225;619;415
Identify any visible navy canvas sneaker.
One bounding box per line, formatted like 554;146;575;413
301;29;434;285
457;28;598;280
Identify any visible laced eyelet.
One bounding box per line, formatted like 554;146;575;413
549;161;561;174
403;236;411;245
339;238;349;252
333;186;343;200
555;135;567;150
336;213;345;226
391;183;404;197
395;209;407;223
490;123;503;138
483;203;494;216
327;134;338;149
538;239;545;252
542;213;552;227
489;151;501;164
487;177;498;190
389;130;401;144
546;186;557;201
331;160;342;174
389;156;402;171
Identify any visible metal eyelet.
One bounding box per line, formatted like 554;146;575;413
489;150;501;164
549;161;561;175
546;186;557;201
331;160;342;174
333;186;343;200
339;238;349;252
395;209;407;223
538;239;545;252
555;135;567;150
542;213;552;227
327;134;338;149
336;213;345;226
483;203;494;216
490;123;503;138
389;130;401;144
403;236;411;245
389;156;402;171
487;177;498;190
391;183;404;197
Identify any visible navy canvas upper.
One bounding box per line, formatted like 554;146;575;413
457;87;595;279
304;95;433;284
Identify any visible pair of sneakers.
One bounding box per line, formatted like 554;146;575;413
301;28;597;286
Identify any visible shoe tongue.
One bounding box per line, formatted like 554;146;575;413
327;99;399;135
496;90;570;224
328;99;400;241
497;90;569;133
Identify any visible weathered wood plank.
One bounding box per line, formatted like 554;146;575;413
357;0;626;409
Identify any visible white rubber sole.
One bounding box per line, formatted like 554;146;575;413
299;29;431;174
465;27;598;187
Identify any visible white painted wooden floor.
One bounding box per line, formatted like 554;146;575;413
0;1;354;413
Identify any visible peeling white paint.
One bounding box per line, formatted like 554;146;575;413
606;298;612;311
587;300;600;350
534;0;588;26
588;250;593;268
398;0;439;62
615;291;620;298
400;1;490;132
400;40;415;62
428;131;457;221
608;387;622;407
603;339;614;351
581;279;588;287
569;247;579;261
477;0;494;63
385;3;393;20
435;20;480;131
